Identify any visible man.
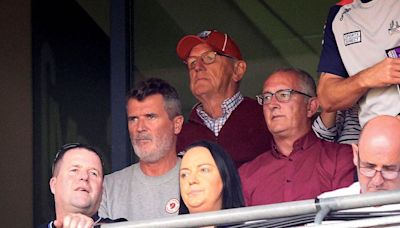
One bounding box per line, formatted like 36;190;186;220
99;78;184;221
40;143;125;228
239;68;355;206
317;0;400;128
175;29;272;167
320;115;400;198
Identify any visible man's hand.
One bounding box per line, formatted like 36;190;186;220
318;57;400;111
361;57;400;88
54;213;94;228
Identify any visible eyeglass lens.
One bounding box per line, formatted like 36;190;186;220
186;51;217;69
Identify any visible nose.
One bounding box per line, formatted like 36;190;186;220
79;171;89;181
136;118;147;132
370;170;385;187
193;58;205;72
188;173;199;185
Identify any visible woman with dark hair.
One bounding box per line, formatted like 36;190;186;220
179;140;245;215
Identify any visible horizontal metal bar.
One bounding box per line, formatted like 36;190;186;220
102;189;400;228
311;214;400;227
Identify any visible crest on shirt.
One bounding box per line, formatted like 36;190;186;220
388;20;400;35
343;30;361;46
165;198;180;214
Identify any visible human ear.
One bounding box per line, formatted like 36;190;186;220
232;60;246;82
50;177;56;195
306;97;319;117
173;115;184;134
352;144;359;167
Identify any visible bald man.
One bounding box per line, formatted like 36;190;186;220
320;115;400;198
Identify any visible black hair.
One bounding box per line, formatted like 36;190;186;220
179;140;245;214
126;78;182;119
52;143;104;176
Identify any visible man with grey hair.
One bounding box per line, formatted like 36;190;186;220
99;78;184;221
240;68;355;206
176;29;272;168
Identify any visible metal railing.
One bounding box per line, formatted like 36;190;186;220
101;189;400;228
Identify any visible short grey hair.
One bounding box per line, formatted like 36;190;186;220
272;68;316;97
126;78;182;119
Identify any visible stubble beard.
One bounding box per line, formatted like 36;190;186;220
132;132;175;163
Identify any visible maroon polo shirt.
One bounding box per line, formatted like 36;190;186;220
239;130;355;206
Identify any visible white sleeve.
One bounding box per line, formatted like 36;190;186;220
312;115;337;142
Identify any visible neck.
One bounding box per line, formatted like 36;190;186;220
273;128;310;157
273;137;295;157
140;152;178;176
55;207;65;223
197;91;237;119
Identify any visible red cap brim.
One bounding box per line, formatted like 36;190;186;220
176;35;206;61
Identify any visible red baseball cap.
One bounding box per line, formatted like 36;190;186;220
176;29;243;61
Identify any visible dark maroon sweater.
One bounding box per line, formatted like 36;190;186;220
177;97;273;168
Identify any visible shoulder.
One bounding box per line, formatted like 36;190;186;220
232;97;264;119
325;1;351;25
104;164;137;184
239;151;272;177
319;138;352;154
240;97;261;109
310;137;353;165
37;222;52;228
317;3;349;77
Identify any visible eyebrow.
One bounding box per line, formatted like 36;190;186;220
180;163;214;171
70;164;101;172
197;163;213;167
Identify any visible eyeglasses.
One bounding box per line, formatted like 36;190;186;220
357;152;400;180
185;51;235;70
256;89;312;105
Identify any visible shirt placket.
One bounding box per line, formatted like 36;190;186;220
283;154;296;201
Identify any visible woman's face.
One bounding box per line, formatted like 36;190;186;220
180;146;223;213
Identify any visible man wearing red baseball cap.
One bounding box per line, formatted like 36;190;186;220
176;29;272;168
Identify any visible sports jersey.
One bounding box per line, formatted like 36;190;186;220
318;0;400;127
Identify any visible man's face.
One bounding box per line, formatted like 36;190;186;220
50;148;103;217
127;94;182;163
180;146;223;213
187;43;236;99
355;134;400;193
262;72;311;138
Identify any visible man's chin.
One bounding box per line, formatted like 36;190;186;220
71;201;92;212
140;155;162;163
